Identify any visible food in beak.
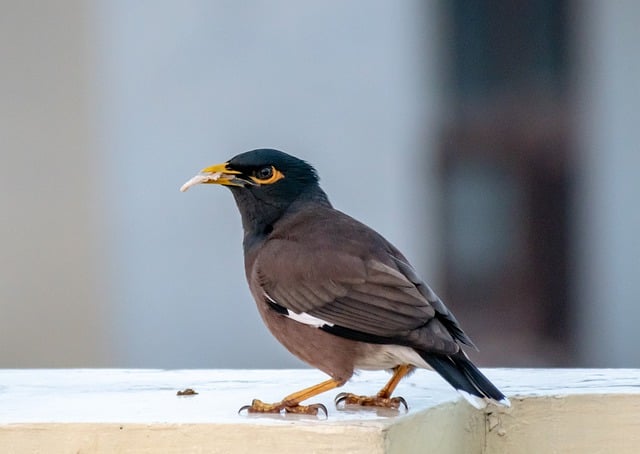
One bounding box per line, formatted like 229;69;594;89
180;172;228;192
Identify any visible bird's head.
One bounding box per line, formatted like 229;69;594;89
181;149;330;237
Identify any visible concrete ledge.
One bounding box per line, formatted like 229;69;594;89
1;369;638;453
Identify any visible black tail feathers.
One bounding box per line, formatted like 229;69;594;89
420;351;509;408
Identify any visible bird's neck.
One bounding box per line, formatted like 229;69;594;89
231;186;331;253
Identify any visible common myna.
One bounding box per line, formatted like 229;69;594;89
181;148;510;415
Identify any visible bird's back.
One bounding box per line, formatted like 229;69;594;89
249;203;470;355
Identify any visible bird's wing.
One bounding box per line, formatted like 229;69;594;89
390;254;477;349
253;238;462;353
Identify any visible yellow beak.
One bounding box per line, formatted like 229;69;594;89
180;162;243;192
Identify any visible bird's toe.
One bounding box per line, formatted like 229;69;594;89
238;399;328;417
334;392;408;411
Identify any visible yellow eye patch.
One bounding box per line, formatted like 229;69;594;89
250;166;285;185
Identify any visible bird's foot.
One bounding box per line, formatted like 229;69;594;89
334;392;408;410
238;399;328;416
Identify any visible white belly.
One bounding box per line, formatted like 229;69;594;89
354;344;431;370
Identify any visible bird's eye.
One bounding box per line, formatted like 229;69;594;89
249;165;284;185
256;166;273;180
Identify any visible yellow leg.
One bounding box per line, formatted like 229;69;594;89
281;378;341;405
377;364;413;398
240;378;341;416
335;364;413;410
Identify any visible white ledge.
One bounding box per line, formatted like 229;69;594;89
1;368;639;453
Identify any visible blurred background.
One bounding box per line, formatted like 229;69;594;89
1;1;638;369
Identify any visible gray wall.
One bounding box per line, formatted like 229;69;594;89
3;1;639;369
1;1;443;367
96;0;443;368
1;2;108;366
573;0;640;366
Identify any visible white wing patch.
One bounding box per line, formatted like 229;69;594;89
263;292;334;328
286;311;334;328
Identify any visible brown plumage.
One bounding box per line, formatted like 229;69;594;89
181;148;509;415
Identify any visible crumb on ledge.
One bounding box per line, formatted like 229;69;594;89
177;388;199;396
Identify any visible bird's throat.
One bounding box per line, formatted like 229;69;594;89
230;185;331;254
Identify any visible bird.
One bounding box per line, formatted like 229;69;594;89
180;148;510;415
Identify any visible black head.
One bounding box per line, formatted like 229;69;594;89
181;148;331;241
227;148;319;194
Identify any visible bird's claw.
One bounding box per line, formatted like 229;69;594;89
238;399;328;417
285;402;328;417
334;392;408;411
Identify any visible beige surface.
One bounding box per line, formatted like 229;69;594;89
488;394;640;454
1;369;639;453
1;424;386;454
385;402;485;454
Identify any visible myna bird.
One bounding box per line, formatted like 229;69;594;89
181;148;510;415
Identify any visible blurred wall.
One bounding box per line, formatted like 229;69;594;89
1;1;443;367
0;2;108;366
573;0;640;366
2;1;638;370
95;0;442;368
